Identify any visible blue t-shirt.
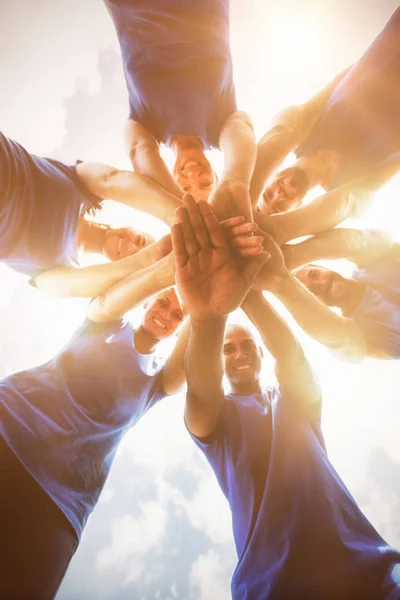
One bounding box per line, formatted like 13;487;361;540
0;132;101;278
0;318;165;538
105;0;237;149
190;388;400;599
351;253;400;359
296;7;400;190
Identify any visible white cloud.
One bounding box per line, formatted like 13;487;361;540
96;501;167;572
189;550;232;600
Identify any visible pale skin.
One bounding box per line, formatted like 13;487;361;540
85;198;264;394
171;194;268;438
125;111;257;222
253;232;396;361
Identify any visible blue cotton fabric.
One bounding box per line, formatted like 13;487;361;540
296;8;400;190
105;0;237;149
350;253;400;359
189;388;400;599
0;132;101;278
0;318;165;538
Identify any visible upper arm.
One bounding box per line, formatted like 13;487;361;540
160;321;190;396
327;318;367;362
185;389;225;440
276;350;322;412
124;119;159;157
219;110;255;145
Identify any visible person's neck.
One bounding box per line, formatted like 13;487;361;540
338;280;366;316
77;219;108;254
230;379;262;396
170;135;204;154
134;325;159;355
296;150;340;190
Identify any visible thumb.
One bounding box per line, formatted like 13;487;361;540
242;251;270;287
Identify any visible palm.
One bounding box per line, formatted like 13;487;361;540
172;195;267;322
176;245;250;321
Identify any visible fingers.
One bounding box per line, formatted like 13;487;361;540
183;193;211;250
175;204;200;257
198;200;228;249
220;216;245;229
230;235;263;249
242;251;270;287
171;223;188;269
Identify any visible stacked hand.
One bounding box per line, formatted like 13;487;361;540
172;194;269;323
209;181;254;224
252;232;290;291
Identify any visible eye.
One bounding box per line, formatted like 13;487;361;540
182;186;191;192
159;299;168;307
223;344;234;355
173;311;183;322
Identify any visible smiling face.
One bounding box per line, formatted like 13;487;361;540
294;264;350;307
173;147;217;202
103;227;155;261
258;167;308;215
223;325;263;389
143;288;185;340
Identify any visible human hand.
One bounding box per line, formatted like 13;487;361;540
253;232;289;291
209;181;253;223
172;194;268;322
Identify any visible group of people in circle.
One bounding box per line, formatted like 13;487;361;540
1;1;400;598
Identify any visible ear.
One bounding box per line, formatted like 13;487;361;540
259;345;264;359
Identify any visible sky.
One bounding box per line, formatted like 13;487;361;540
1;1;400;599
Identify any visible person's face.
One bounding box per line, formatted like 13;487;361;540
103;228;155;261
143;288;185;340
294;265;350;306
223;326;263;388
258;172;302;215
173;148;217;202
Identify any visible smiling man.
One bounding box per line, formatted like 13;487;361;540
255;228;400;361
250;7;400;243
172;204;400;599
105;0;256;220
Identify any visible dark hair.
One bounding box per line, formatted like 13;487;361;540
279;166;309;200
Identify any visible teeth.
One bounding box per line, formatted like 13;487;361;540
237;365;250;371
153;317;167;329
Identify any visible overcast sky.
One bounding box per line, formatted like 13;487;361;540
1;1;400;599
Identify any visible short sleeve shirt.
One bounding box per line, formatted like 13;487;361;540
189;387;399;599
0;318;165;538
105;0;237;149
0;132;101;277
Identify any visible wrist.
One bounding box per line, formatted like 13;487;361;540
153;254;175;289
190;314;228;329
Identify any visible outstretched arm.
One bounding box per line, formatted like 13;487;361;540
250;67;351;208
76;161;183;227
34;236;172;298
173;195;267;438
284;228;396;271
255;180;373;246
124;119;184;199
210;111;257;222
255;236;367;360
87;253;174;323
242;290;321;410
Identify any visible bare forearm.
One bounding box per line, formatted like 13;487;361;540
284;229;395;271
242;289;302;366
87;254;175;322
106;169;183;226
220;113;257;186
34;241;166;298
130;145;184;199
274;274;364;352
250;130;299;206
242;289;320;406
186;317;226;407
